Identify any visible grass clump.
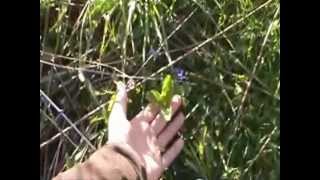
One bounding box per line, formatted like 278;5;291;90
40;0;279;179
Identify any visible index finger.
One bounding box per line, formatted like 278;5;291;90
131;102;160;123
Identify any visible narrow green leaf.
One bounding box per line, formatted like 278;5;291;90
146;74;175;121
147;89;162;105
104;93;117;125
90;115;104;124
161;106;172;121
160;74;174;107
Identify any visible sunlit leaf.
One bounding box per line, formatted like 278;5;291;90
160;74;174;107
147;89;162;105
104;93;117;125
198;142;204;160
161;106;172;121
90;115;104;124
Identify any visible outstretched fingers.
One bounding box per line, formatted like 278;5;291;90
151;95;182;135
108;81;130;141
131;102;160;124
162;138;184;170
157;112;185;149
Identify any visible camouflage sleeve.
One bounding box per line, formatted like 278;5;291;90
52;144;147;180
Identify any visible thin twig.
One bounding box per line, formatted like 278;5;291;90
40;101;108;148
243;127;278;175
40;109;78;148
49;55;81;118
134;8;198;76
62;0;92;51
40;59;157;81
40;89;96;150
234;6;279;132
185;103;200;120
132;0;273;89
218;74;236;115
41;50;123;65
191;0;235;49
211;41;269;90
42;50;124;75
48;139;62;179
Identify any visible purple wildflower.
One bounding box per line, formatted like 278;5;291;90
173;67;187;82
148;48;159;61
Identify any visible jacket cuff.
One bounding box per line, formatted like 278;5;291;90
105;142;147;180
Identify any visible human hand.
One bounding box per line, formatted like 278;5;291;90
108;82;185;180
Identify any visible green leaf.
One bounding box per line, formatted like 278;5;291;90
74;148;86;162
147;90;162;105
198;142;204;160
160;74;174;107
107;94;117;112
90;115;104;124
104;93;117;125
146;74;176;121
161;106;173;121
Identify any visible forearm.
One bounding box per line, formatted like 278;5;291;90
53;144;145;180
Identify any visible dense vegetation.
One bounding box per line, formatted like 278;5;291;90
40;0;280;179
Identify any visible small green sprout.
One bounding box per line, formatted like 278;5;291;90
147;74;175;121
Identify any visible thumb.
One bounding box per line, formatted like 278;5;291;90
114;81;128;113
108;81;130;140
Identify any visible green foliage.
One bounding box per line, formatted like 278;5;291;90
147;74;174;121
89;92;116;126
40;0;280;179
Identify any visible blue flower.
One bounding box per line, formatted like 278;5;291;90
173;67;187;81
148;48;159;61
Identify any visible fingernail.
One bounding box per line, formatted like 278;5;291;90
115;81;125;90
115;81;127;100
172;95;181;103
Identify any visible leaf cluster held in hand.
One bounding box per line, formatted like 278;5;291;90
147;74;174;121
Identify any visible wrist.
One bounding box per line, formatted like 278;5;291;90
106;142;147;180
